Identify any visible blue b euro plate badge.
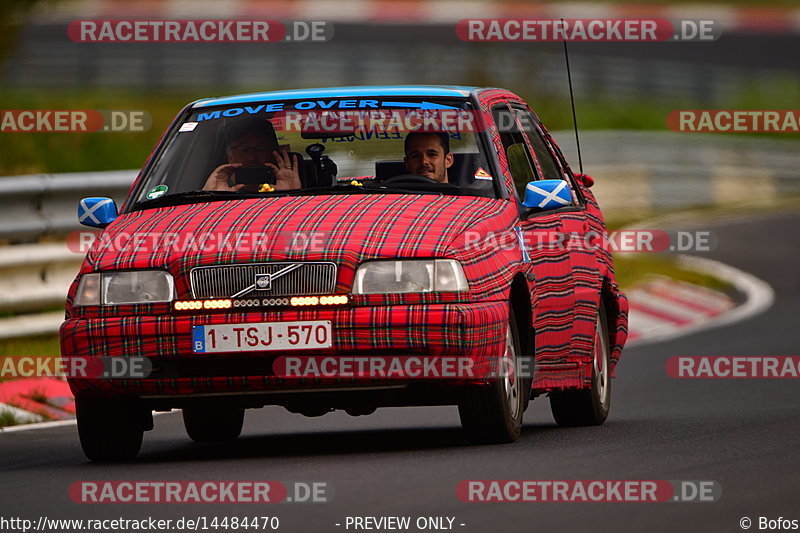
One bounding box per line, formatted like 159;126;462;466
192;326;206;353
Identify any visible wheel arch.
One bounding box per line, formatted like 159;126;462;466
599;279;624;375
509;273;534;358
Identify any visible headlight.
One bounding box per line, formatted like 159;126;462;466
352;260;469;295
74;271;175;306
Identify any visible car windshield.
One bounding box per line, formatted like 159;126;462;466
132;96;497;208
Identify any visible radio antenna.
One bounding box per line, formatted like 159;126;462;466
562;23;583;175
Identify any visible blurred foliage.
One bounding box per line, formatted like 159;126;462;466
0;90;207;175
0;0;60;65
0;81;798;175
522;73;800;135
0;409;31;427
0;335;61;384
0;334;61;359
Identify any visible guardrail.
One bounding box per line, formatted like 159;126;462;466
0;131;798;338
0;244;80;314
553;131;800;217
0;244;78;339
0;170;135;242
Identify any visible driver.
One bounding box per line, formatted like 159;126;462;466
202;119;301;192
403;131;454;184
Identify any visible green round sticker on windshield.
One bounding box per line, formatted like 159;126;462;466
146;185;168;199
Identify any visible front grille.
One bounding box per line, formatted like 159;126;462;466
190;262;337;299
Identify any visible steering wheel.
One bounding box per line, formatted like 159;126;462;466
381;174;443;185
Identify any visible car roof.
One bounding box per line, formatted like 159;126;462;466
192;85;480;108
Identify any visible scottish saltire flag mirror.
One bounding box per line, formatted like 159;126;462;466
522;179;573;211
78;197;118;228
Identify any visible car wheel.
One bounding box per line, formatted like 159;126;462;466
550;305;611;426
183;406;245;442
458;306;524;444
76;397;144;462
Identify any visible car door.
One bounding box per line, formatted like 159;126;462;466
513;105;603;385
489;102;580;381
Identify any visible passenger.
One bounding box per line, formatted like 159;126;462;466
202;120;301;192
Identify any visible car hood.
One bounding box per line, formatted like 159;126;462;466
84;194;511;273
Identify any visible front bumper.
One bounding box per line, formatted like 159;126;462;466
60;302;508;401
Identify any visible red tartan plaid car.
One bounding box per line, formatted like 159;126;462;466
61;86;628;461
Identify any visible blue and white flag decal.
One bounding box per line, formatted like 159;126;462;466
78;197;118;228
522;179;573;211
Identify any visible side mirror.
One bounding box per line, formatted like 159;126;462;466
78;197;118;228
522;179;573;213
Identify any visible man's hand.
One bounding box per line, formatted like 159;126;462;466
203;150;301;192
267;150;302;191
202;163;244;191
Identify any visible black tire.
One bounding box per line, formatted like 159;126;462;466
458;306;524;444
76;397;144;462
550;305;611;426
183;406;245;442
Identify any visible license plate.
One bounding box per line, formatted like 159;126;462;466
192;321;332;353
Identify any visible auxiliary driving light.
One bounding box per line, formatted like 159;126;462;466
174;295;347;310
173;299;231;311
290;295;348;306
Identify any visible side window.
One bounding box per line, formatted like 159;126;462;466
491;105;539;198
513;108;563;181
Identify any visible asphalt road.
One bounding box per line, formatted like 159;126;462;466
1;210;798;533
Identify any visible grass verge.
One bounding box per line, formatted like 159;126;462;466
0;335;61;382
613;253;733;293
0;403;51;428
0;409;33;427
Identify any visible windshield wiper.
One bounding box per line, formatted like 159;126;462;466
285;183;392;195
135;182;456;210
135;190;275;209
285;183;457;196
